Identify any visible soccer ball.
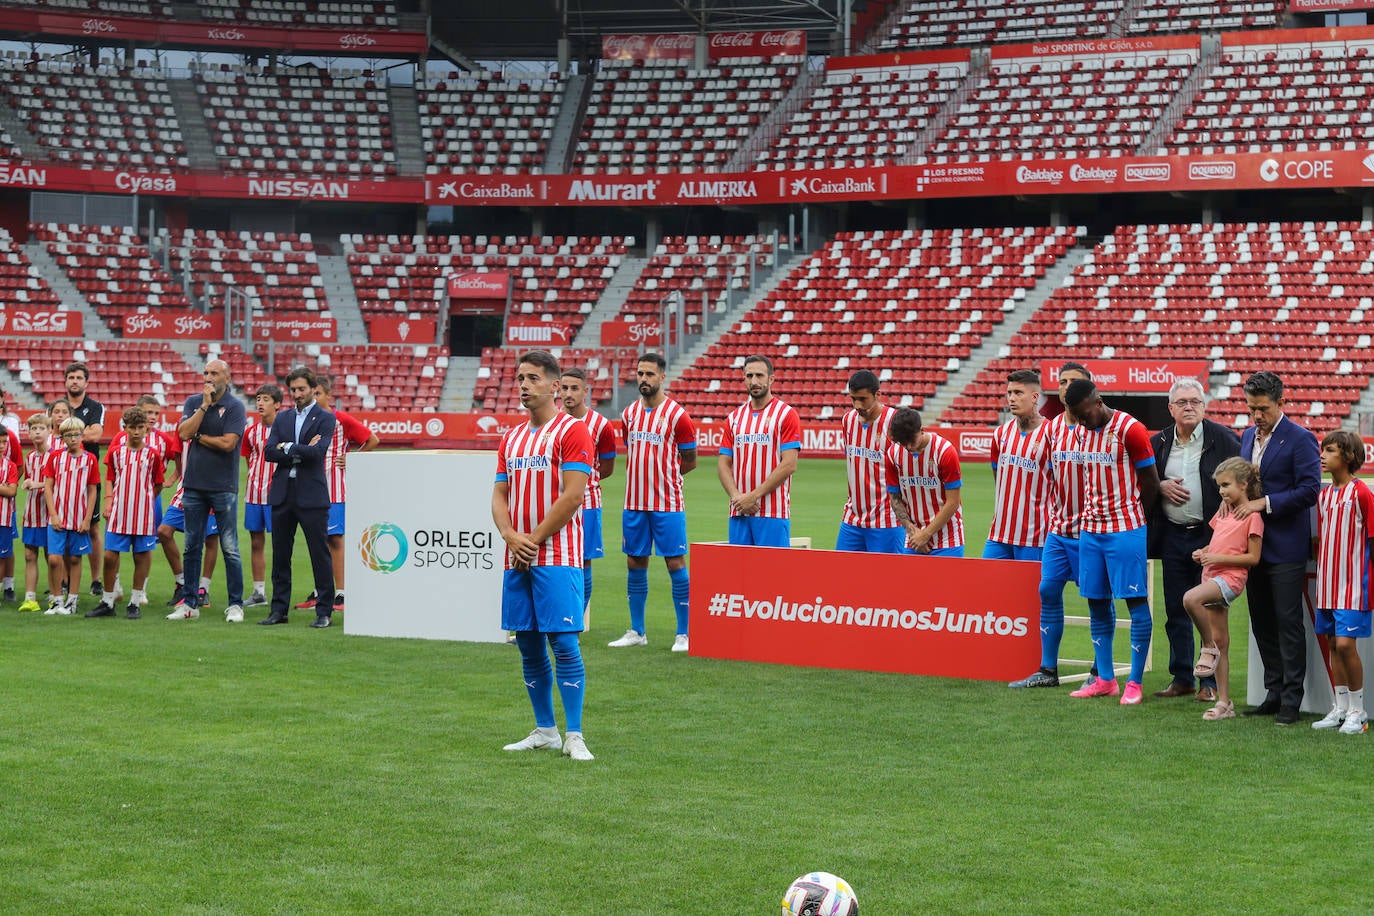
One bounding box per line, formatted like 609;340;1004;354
781;872;858;916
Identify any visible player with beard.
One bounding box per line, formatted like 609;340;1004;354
718;355;800;547
836;370;902;554
559;368;616;628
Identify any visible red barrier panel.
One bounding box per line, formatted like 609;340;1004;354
122;311;223;339
0;308;82;337
368;315;436;345
689;543;1040;680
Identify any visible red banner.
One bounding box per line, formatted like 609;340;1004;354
505;320;575;347
349;411;526;445
689;544;1040;680
827;48;970;71
1040;359;1209;393
121;310;223;340
602;29;805;61
368;315;436;345
994;34;1201;59
250;315;335;342
600;319;663;348
0;308;82;337
447;272;510;298
1289;0;1374;9
0;8;427;54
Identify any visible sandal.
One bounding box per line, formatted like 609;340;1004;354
1194;646;1220;678
1202;700;1235;721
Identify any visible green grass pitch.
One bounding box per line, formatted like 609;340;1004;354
0;457;1364;913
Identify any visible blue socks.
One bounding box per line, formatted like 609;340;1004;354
627;567;648;635
582;563;594;613
514;631;555;728
548;632;585;733
1038;576;1066;671
1087;598;1116;682
1126;598;1152;685
669;566;690;636
516;631;586;733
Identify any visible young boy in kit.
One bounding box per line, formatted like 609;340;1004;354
1312;430;1374;735
17;413;51;612
88;407;165;619
0;436;17;590
241;383;281;607
43;416;99;614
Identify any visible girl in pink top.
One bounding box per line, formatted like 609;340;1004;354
1184;457;1265;721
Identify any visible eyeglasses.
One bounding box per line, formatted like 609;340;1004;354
61;432;83;439
1170;399;1204;408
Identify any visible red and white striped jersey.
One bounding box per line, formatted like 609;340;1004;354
621;397;696;513
722;397;801;519
0;452;16;528
572;409;617;511
1046;414;1087;538
987;418;1053;547
1316;479;1374;612
167;438;192;509
44;448;99;529
884;431;964;550
327;410;373;503
109;428;177;462
841;405;898;528
103;443;165;536
23;446;51;529
496;411;594;569
241;418;275;505
1075;409;1155;535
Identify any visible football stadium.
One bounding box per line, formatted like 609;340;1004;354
1;0;1372;912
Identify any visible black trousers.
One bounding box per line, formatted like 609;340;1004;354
1158;521;1216;689
1246;560;1309;709
270;499;335;618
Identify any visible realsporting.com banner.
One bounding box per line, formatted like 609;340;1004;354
689;544;1040;680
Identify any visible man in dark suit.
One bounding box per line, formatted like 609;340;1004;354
1235;371;1320;724
260;367;337;628
1147;377;1240;702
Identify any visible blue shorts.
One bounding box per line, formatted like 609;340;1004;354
1078;527;1149;601
328;502;345;537
582;507;604;560
0;523;12;559
900;544;965;557
622;509;688;557
835;522;905;554
1316;608;1372;638
983;540;1043;562
154;494;163;527
161;505;219;536
728;515;791;548
502;566;585;632
106;531;158;554
1041;532;1080;586
22;524;46;549
48;527;92;556
244;502;272;534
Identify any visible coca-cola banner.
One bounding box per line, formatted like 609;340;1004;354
122;310;223;340
505;319;575;347
1039;360;1209;394
601;29;805;61
250;315;336;342
0;308;83;337
0;7;427;53
600;319;663;348
369;315;437;345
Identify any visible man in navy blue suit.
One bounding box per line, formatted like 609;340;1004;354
260;366;337;628
1235;371;1320;724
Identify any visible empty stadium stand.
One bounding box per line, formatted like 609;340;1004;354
257;343;448;411
758;58;967;170
944;221;1372;433
573;57;803;172
0;0;171;18
418;72;562;174
874;0;1122;51
669;225;1084;423
168;229;328;319
0;59;188;170
0;338;204;409
1127;0;1283;35
0;227;63;309
194;65;396;176
619;235;773;323
474;346;632;413
197;0;398;28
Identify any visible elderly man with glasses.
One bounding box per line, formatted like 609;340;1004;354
1146;377;1241;701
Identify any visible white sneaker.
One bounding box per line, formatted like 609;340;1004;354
1313;707;1347;730
671;634;690;653
1340;710;1368;735
165;602;200;620
225;604;244;623
45;598;68;616
608;629;647;648
503;727;562;752
562;732;594;761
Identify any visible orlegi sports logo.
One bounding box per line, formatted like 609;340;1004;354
359;523;408;574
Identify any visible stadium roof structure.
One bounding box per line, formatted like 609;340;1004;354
435;0;852;62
